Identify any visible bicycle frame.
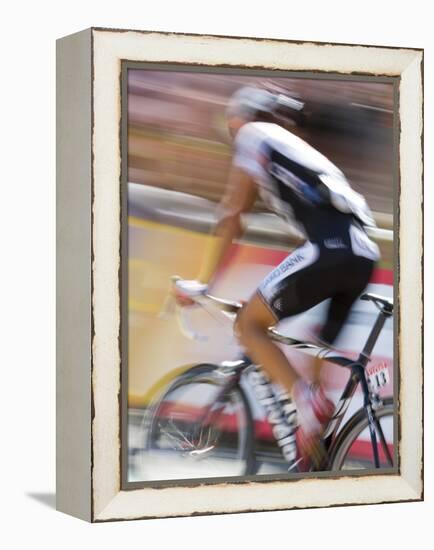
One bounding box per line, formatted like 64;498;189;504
323;299;393;468
229;298;393;469
170;279;394;470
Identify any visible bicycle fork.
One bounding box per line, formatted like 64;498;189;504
359;366;393;468
356;302;394;468
324;363;393;469
358;367;380;468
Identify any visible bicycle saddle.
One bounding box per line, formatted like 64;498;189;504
361;293;393;313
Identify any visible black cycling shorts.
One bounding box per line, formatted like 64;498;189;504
257;238;376;345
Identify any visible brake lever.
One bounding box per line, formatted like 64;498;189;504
158;292;177;320
174;304;208;342
158;276;208;342
157;275;180;320
158;275;185;319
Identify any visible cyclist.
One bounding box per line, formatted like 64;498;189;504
176;86;380;467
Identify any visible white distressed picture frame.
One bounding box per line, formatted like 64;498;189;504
56;28;423;522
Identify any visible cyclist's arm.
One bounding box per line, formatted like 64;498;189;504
197;167;257;284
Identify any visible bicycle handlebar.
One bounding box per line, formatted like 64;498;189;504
160;277;392;366
161;277;329;353
161;276;243;341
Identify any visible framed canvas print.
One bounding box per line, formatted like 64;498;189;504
56;28;423;522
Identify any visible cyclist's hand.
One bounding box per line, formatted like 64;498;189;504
173;279;208;307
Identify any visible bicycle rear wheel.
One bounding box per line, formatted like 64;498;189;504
143;364;256;481
328;397;394;471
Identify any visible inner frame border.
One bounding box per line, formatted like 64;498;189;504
119;60;401;491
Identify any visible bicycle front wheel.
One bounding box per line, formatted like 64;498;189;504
143;364;256;481
328;397;395;471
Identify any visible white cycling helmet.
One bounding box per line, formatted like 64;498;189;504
226;86;278;120
226;86;304;122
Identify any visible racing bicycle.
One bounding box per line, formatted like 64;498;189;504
141;276;394;480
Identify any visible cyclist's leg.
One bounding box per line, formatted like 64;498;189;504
235;292;300;393
310;293;358;384
235;241;323;395
236;286;333;468
312;255;375;383
236;242;344;467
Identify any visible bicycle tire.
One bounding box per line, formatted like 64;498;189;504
328;397;394;471
144;363;257;480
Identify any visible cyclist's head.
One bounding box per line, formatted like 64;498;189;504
226;86;305;138
226;87;277;137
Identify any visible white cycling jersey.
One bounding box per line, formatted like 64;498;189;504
232;122;376;230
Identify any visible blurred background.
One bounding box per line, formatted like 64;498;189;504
127;70;395;481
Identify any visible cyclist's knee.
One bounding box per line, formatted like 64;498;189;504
234;307;247;343
235;305;268;348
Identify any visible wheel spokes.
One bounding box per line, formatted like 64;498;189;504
144;381;250;480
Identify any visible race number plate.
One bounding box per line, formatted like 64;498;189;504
367;362;390;391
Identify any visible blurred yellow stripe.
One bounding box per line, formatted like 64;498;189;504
128;364;194;408
129;258;150;267
129;126;231;156
129;215;208;240
129;300;160;314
